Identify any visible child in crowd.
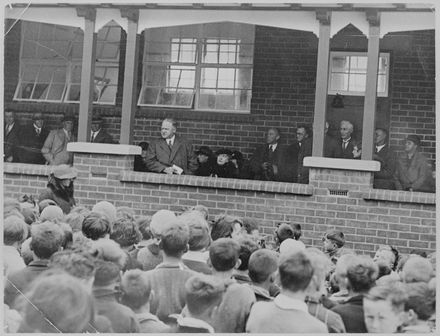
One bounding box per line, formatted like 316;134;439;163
322;229;346;264
120;269;170;333
3;215;28;276
232;237;259;284
401;255;434;283
248;248;279;301
110;217;143;270
210;214;244;241
82;211;112;240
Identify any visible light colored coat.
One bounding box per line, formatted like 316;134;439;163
41;128;76;165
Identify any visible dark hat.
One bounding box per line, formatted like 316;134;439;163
216;148;233;157
406;134;421;146
275;223;294;243
325;230;345;248
51;164;78;179
231;150;243;161
196;146;213;157
62;113;75;122
92;115;104;123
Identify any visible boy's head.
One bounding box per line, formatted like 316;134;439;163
91;201;117;227
211;214;243;241
159;222;190;258
305;248;333;295
346;255;378;293
209;238;241;272
185;274;225;319
401;255;434;283
120;269;152;310
135;216;152;241
178;211;211;251
373;245;399;271
109;217;142;248
404;282;435;324
278;251;314;293
248;249;278;284
4;215;29;246
363;282;408;333
322;230;345;252
237;237;259;271
30;222;64;259
82;211;112;240
149;209;177;238
93;259;121;287
91;238;128;270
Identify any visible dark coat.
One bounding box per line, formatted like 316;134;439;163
18;123;50;164
331;295;367;333
394;150;435;192
324;134;340;158
4;123;21;161
90;128;116;144
134;155;149;172
4;260;49;308
195;158;215;177
373;144;397;189
297;137;313;184
211;161;238;178
336;138;358;159
145;136;198;175
250;143;297;182
38;182;76;214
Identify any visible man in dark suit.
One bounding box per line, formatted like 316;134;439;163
373;128;396;189
18;112;49;164
145;118;198;175
90;115;116;144
250;128;296;182
324;121;339;158
296;125;313;184
4;111;21;162
336;120;359;159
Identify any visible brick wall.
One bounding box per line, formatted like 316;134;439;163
4;155;436;255
4;21;435;162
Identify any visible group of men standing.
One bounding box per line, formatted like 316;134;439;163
4;112;116;165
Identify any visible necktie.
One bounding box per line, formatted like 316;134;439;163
342;141;347;150
36;128;40;136
91;133;95;142
168;140;172;149
269;145;273;152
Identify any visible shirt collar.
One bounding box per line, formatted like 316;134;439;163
269;143;278;150
376;144;386;151
167;135;176;145
342;137;351;143
274;293;308;312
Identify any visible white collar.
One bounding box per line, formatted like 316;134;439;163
376;144;386;151
33;124;41;130
342;137;351;143
274;293;308;312
91;129;100;135
269;143;278;150
177;315;215;333
167;135;176;145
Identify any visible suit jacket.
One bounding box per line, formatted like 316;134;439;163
394;150;434;192
373;144;396;190
4;123;20;161
91;129;116;144
41;128;76;165
331;295;367;333
250;143;297;182
336;138;358;159
18;123;50;164
297;137;313;184
324;134;339;158
145;136;198;175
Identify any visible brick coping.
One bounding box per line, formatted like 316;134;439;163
362;189;435;205
120;171;314;195
67;142;141;155
304;157;380;172
3;163;51;176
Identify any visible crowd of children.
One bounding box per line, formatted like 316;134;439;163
3;195;436;333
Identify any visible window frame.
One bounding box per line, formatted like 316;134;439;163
138;24;255;114
328;51;390;97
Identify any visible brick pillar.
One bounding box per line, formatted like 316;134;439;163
305;157;380;191
67;142;140;208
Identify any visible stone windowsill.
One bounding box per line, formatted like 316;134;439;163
304;157;380;172
120;171;314;195
362;189;435;204
67;142;141;155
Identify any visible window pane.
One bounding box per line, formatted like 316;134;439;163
200;68;218;88
22;41;37;58
71;42;83;59
332;56;349;73
378;56;388;74
98;43;119;60
17;83;34;99
71;66;82;83
330;73;348;91
198;89;250;111
168;66;195;88
139;87;160;104
53;68;67;83
32;83;49;100
67;84;81;101
238;43;254;65
144;65;167;86
377;74;387;93
204;41;218;63
217;68;236;89
37;66;54;82
96;85;117;103
47;84;65;100
22;64;39;81
237;68;252;89
350;56;367;72
147;41;173;62
158;89;194;107
348;73;366;92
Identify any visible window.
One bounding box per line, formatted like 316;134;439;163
328;52;390;97
138;23;255;113
14;21;121;104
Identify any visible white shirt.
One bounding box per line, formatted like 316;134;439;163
273;293;309;313
6;123;14;134
167;135;176;147
269;143;278;152
33;124;42;134
3;246;26;276
91;129;100;141
376;144;386;153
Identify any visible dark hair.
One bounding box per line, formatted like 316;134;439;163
59;222;73;250
185;274;225;316
120;269;151;310
138;142;149;151
405;282;435;320
209;238;240;272
160;225;190;258
376;261;392;279
292;223;302;240
242;218;259;234
346;256;378;293
30;222;64;259
248;249;279;284
82;212;111;240
49;250;96;280
110;218;142;247
375;127;388;136
93;259;121;286
211;214;242;241
163;117;177;128
237;237;259;271
365;282;408;313
279;251;314;292
135;216;152;240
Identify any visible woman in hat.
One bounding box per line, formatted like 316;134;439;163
210;148;239;179
195;146;215;176
38;164;77;214
393;135;434;192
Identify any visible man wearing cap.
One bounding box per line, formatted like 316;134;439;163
394;135;434;192
249;127;297;182
322;230;345;264
373;128;396;190
38;164;77;214
41;114;76;165
18;112;49;164
4;111;21;162
145;118;198;175
90;115;116;144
